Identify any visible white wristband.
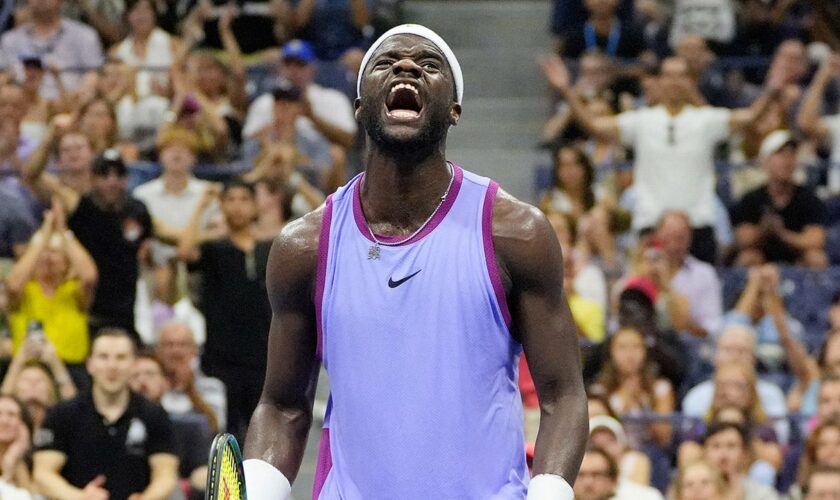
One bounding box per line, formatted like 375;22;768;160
242;459;292;500
526;474;574;500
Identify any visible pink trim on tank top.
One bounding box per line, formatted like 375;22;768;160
482;181;512;327
351;164;464;245
314;195;334;362
312;427;332;499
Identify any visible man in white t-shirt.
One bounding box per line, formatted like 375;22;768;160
132;127;218;239
798;52;840;195
541;55;783;263
242;39;357;150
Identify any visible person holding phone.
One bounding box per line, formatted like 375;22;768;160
5;198;98;391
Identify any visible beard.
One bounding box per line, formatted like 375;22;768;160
358;96;451;162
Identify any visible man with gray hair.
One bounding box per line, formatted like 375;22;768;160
682;323;789;444
155;320;226;433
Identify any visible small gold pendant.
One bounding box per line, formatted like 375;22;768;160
368;244;381;260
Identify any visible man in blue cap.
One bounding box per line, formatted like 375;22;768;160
243;39;357;151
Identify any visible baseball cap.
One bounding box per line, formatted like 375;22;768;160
92;149;127;177
281;40;315;64
758;130;798;162
622;276;658;305
589;415;627;448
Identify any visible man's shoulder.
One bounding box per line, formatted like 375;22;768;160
60;17;100;39
132;178;164;198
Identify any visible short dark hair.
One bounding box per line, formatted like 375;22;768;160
702;421;749;448
92;149;127;177
91;327;138;356
584;445;619;480
222;179;256;197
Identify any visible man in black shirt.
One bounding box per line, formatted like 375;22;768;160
731;130;828;268
58;150;153;339
32;328;179;499
177;180;272;440
560;0;648;60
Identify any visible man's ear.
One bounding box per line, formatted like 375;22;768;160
449;103;462;126
354;98;362;121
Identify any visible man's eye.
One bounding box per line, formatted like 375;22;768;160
422;62;440;70
374;60;392;68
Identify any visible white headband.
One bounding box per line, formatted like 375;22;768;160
356;24;463;104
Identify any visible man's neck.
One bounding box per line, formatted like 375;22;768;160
163;172;190;193
31;14;62;37
93;385;131;422
229;226;255;249
360;147;452;235
591;15;616;35
664;100;686;115
767;179;794;202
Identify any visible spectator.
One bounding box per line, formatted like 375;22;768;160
679;362;783;485
674;34;736;108
0;0;103;100
176;180;272;440
17;56;63;144
542;54;783;263
288;0;370;62
6;201;97;389
559;225;605;343
63;0;125;46
656;210;723;337
722;264;808;363
559;0;648;60
77;96;125;156
798;52;840;197
0;184;36;260
22;115;95;197
32;328;179;499
591;325;674;448
133;127;219;244
53;149;153;337
2;361;62;430
0;83;38;185
669;459;728;500
96;58;169;160
574;446;659;500
0;395;33;495
682;324;790;445
731;130;827;268
243;143;325;223
155;321;226;433
793;421;840;499
588;414;654;487
245;82;333;190
802;465;840;500
110;0;179;99
243;39;357;151
546;210;608;312
130;350;209;496
701;421;780;500
788;334;840;418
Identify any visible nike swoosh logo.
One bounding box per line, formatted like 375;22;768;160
388;270;422;288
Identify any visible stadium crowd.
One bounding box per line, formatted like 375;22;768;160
0;0;838;498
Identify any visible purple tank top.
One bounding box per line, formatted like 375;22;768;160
313;165;528;499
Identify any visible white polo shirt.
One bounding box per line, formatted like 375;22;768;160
617;104;731;230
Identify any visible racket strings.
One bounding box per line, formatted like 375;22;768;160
219;443;242;500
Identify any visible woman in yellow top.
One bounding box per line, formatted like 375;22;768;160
6;200;98;376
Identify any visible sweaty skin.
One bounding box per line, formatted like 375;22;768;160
244;33;588;487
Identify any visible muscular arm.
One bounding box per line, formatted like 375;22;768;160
243;209;322;482
493;191;587;483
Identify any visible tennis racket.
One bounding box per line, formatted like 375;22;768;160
206;433;248;500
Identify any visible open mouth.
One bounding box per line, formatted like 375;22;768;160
385;82;423;120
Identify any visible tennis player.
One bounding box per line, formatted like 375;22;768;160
243;24;588;499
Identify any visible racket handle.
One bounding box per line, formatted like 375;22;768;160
243;459;292;500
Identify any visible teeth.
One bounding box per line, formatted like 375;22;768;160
390;83;419;95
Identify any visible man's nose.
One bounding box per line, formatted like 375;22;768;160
392;58;422;77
